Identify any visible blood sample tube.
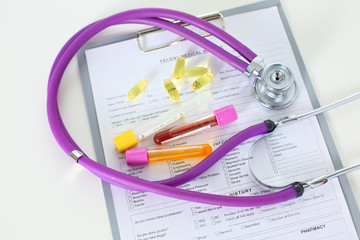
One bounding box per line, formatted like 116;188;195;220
153;105;238;145
113;92;211;152
125;144;212;166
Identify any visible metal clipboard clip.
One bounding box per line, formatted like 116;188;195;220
136;12;225;53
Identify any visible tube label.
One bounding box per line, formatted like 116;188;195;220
161;125;212;144
138;112;184;140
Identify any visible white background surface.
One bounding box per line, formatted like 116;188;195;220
1;0;359;239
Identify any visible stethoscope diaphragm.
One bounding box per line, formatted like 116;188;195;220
253;63;297;109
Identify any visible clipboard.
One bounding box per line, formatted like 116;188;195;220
77;0;360;239
136;12;225;52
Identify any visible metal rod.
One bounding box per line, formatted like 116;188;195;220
326;162;360;180
274;92;360;189
277;92;360;126
296;92;360;121
305;162;360;189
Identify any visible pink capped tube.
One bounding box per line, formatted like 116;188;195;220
125;144;212;166
153;105;238;145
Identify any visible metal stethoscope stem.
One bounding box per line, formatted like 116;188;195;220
276;92;360;126
304;163;360;189
265;91;360;189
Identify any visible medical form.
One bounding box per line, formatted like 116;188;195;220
79;4;359;240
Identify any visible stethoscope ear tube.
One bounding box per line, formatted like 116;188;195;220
48;8;303;207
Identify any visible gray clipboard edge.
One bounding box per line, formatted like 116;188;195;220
276;1;360;235
276;0;360;234
77;34;138;240
223;2;360;235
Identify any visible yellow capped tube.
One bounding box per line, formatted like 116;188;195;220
113;92;211;152
125;144;212;165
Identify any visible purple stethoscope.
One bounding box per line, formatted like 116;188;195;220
47;8;360;207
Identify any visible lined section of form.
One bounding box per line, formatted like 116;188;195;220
83;5;358;240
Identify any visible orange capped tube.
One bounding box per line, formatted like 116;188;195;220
125;144;212;166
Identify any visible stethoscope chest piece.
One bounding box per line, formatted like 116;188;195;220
253;63;297;109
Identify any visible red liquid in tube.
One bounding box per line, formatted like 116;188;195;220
153;105;238;145
154;116;218;144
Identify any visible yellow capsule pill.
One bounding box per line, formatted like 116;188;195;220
192;72;214;90
127;80;148;99
163;79;180;100
183;67;208;77
174;56;185;79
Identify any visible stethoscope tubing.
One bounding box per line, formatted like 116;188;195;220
48;8;301;207
49;8;256;82
48;8;258;162
80;155;298;207
48;8;258;153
